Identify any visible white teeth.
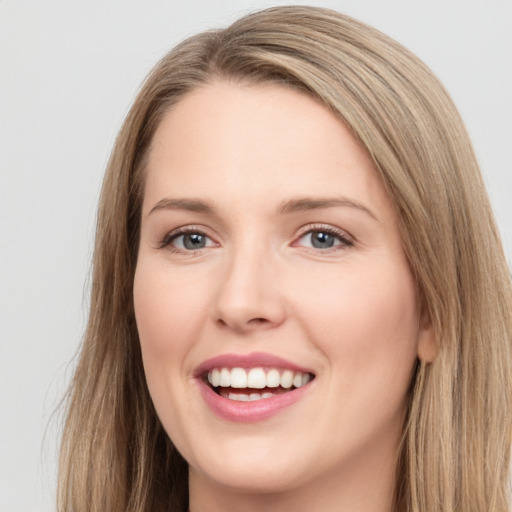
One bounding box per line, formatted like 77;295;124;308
228;393;249;401
221;391;275;401
293;372;303;388
247;368;266;389
230;368;247;388
210;369;220;387
219;368;230;387
280;370;294;389
206;366;313;392
266;369;280;388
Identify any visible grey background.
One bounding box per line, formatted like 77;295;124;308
1;1;511;510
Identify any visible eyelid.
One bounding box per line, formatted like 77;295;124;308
157;225;218;252
155;222;354;253
293;223;354;250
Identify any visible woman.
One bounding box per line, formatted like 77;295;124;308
58;6;512;512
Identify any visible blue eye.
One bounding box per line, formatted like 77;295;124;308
162;230;216;251
307;231;337;249
177;233;208;250
297;228;352;250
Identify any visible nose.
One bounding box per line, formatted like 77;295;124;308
213;246;286;333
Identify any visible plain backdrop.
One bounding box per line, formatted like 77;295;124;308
1;1;511;511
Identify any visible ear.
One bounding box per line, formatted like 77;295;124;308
417;305;437;363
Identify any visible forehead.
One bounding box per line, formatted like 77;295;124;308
143;81;391;219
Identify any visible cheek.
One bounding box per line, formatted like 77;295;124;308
133;261;209;388
135;262;200;346
133;261;214;452
294;258;420;390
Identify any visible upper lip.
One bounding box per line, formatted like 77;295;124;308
193;351;315;378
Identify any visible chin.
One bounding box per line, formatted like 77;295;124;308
184;434;313;493
191;456;307;495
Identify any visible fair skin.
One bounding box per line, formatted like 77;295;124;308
133;81;433;512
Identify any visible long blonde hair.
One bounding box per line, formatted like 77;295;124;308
58;6;512;511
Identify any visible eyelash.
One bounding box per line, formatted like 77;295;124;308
295;224;354;252
157;224;354;254
157;226;214;253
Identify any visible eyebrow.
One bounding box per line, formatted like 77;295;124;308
148;196;378;221
279;197;378;221
148;198;215;216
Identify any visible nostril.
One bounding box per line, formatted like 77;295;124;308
245;317;272;330
216;318;228;327
216;316;270;330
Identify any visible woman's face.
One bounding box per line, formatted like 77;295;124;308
134;81;433;499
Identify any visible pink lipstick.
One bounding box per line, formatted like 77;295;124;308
194;352;315;423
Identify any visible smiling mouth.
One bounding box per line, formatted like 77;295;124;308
205;367;314;402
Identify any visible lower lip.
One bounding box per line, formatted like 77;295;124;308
197;380;312;423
